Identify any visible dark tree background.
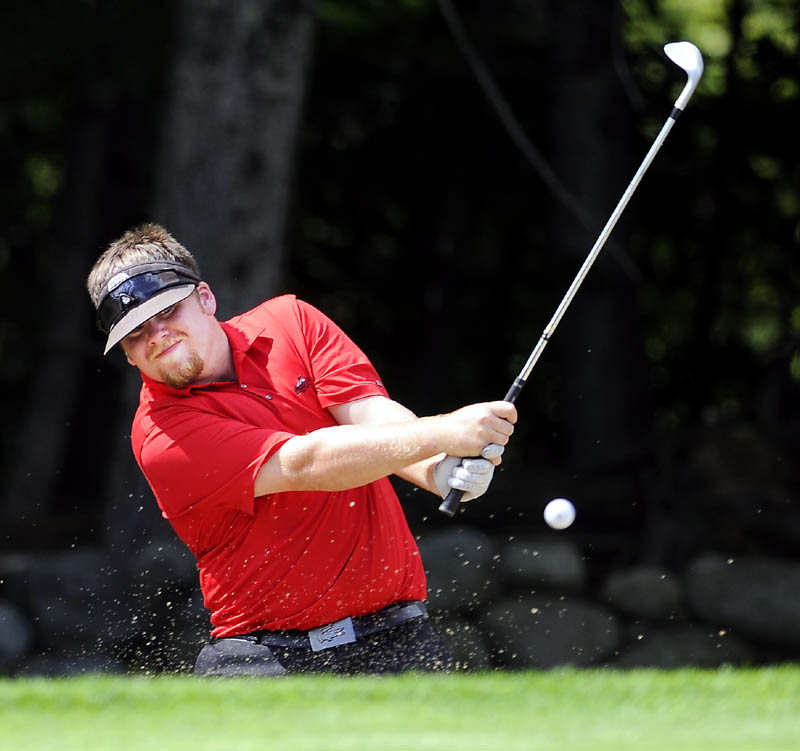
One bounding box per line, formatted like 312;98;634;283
1;0;799;636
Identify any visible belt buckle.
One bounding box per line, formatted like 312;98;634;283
308;617;356;652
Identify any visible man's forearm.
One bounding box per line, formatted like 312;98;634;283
329;396;441;496
254;400;516;497
393;455;442;496
254;418;447;495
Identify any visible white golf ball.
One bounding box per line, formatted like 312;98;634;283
544;498;576;530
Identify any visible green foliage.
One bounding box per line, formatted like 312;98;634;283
622;0;800;427
2;0;799;536
288;0;800;438
743;0;799;53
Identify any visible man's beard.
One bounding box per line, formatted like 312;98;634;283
159;350;205;389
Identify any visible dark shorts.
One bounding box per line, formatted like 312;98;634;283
194;610;453;677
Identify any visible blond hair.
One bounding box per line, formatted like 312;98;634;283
87;223;200;308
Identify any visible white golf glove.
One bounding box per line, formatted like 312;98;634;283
433;444;504;502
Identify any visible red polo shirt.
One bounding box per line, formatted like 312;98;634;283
131;294;426;637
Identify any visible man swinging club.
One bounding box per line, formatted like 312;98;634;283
87;223;516;676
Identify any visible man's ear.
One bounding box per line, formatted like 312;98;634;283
196;282;217;316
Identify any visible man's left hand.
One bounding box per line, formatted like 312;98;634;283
433;444;504;502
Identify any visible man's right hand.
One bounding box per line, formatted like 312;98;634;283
435;401;517;460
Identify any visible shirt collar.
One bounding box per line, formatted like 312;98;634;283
220;319;263;353
140;371;193;397
140;317;272;397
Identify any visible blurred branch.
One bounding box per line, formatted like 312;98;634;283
435;0;641;282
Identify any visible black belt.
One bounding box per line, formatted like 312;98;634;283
224;601;428;652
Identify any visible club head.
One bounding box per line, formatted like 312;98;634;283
664;41;704;111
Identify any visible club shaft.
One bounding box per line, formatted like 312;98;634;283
516;114;677;385
439;109;682;519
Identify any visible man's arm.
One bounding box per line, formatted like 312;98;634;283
253;399;516;497
328;396;443;494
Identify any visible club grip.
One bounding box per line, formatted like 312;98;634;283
438;378;526;517
438;486;466;517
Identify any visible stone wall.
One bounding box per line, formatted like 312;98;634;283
3;527;800;675
3;419;797;674
420;527;798;670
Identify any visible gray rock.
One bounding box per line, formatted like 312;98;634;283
686;553;800;648
156;588;212;673
600;565;685;621
432;614;493;671
130;539;197;589
170;586;211;640
498;537;586;593
480;594;622;669
418;527;500;613
611;624;753;668
0;599;35;669
0;554;35;607
16;652;127;677
27;548;127;649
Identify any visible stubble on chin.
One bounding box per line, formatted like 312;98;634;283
160;351;205;390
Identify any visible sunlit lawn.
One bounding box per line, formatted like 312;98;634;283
1;667;799;750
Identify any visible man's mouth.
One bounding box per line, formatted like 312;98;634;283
152;339;183;360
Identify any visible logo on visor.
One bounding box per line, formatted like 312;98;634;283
106;271;131;292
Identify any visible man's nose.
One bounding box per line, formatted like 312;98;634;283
145;316;171;342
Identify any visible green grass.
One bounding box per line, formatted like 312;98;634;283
1;667;799;750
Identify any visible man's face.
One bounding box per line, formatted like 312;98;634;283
121;283;217;389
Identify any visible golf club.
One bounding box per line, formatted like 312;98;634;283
440;41;704;517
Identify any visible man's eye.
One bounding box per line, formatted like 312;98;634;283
124;304;177;343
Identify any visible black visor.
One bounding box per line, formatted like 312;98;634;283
97;268;200;335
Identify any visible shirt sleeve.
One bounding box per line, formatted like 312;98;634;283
135;405;294;519
293;299;389;408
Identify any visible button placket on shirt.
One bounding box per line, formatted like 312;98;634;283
239;382;273;400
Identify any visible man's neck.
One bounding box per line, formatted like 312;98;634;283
200;323;237;383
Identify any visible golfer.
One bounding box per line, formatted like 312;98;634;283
87;224;516;676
